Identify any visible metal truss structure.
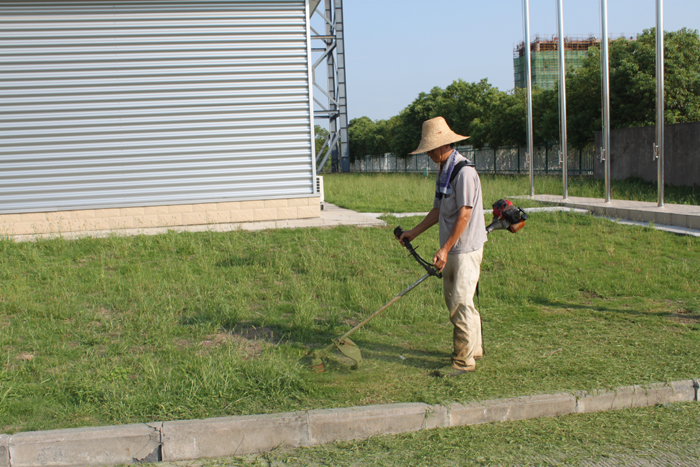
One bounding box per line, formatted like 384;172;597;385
309;0;349;173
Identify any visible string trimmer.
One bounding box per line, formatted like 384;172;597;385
309;199;527;373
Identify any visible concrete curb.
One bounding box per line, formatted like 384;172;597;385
0;435;9;467
5;424;162;467
2;380;697;467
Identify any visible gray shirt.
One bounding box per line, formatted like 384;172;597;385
433;154;487;254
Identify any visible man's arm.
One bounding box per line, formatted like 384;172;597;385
433;206;471;272
397;207;439;246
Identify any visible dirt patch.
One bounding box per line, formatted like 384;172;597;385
173;338;191;349
231;325;280;344
199;329;273;359
579;290;603;300
199;332;233;348
96;307;112;320
16;352;35;361
129;345;156;354
231;335;265;359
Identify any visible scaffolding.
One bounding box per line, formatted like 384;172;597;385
514;36;599;90
310;0;350;173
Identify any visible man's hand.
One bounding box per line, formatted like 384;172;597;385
396;229;417;247
433;247;449;273
395;208;439;248
434;206;471;272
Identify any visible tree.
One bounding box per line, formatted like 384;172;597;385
388;86;445;157
386;79;504;155
436;79;502;148
471;86;555;148
565;27;700;147
564;46;603;149
663;28;700;123
348;116;393;161
347;28;700;155
314;125;329;157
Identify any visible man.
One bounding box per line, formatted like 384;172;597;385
397;116;487;377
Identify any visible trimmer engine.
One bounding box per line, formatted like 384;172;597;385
486;199;528;233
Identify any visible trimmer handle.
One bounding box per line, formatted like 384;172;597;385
394;226;442;279
393;226;412;248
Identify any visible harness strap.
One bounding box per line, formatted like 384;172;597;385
436;160;476;200
448;160;476;184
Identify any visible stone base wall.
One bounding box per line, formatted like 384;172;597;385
0;197;320;237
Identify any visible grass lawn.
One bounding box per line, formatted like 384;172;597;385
1;174;699;435
323;173;700;212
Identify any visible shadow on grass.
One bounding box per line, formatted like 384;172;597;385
345;340;448;370
179;313;363;351
532;297;700;322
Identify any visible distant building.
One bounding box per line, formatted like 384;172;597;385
513;36;600;90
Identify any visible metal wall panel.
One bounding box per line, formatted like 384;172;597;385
0;1;315;213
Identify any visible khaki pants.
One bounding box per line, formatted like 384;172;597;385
443;248;483;370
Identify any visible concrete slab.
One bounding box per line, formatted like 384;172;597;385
8;423;161;467
610;218;700;237
307;403;431;445
671;213;690;228
519;195;700;236
449;393;576;427
161;412;307;461
575;381;696;414
529;195;700;234
689;215;700;230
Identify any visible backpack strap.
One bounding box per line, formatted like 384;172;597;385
448;159;476;185
436;159;477;200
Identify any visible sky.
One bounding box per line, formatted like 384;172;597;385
314;0;700;122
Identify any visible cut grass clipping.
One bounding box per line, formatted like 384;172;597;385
1;175;699;434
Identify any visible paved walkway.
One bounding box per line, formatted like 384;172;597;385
227;203;386;231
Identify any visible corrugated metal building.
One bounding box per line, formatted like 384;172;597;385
0;0;320;237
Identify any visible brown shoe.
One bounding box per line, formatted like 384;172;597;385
432;364;475;377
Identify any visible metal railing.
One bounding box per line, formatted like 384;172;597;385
350;144;595;175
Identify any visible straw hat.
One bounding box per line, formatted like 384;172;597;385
409;117;469;155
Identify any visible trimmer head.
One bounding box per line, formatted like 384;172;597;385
335;338;362;367
308;337;362;373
